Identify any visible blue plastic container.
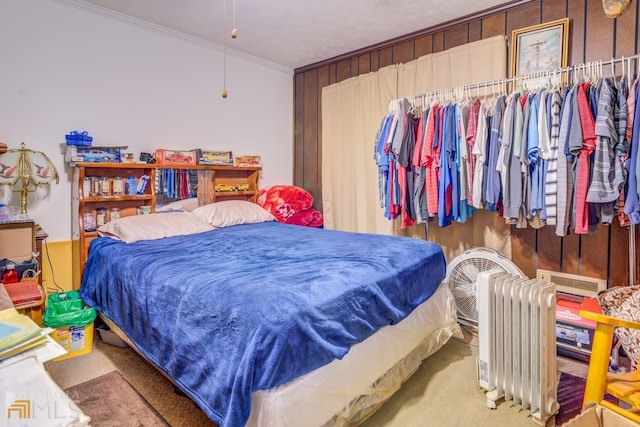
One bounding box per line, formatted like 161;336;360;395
65;131;93;146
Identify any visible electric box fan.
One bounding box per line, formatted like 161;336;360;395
446;247;524;327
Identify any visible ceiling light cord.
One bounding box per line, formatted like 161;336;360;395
232;0;238;38
222;0;228;98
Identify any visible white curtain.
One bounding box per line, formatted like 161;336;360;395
322;65;398;235
321;35;511;261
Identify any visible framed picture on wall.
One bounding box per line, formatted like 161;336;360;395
510;18;570;77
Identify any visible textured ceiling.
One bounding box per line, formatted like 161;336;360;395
73;0;516;70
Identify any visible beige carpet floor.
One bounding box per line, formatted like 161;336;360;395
44;330;591;427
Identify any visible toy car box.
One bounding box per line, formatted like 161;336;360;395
67;146;122;163
197;149;234;166
155;149;198;166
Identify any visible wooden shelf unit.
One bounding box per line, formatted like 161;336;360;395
191;165;261;205
72;162;261;286
72;163;156;287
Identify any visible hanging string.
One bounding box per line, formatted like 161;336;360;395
231;0;238;39
222;0;228;98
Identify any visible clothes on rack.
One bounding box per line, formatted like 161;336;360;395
155;168;198;204
374;74;640;235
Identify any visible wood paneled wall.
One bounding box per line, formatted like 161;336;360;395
293;0;640;286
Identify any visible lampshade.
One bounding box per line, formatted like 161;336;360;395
602;0;632;18
0;142;59;214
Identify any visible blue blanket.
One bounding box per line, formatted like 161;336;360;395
80;222;445;427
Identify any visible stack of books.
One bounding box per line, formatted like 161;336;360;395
4;280;43;306
0;308;66;366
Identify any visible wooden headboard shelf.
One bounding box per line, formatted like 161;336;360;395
71;163;261;287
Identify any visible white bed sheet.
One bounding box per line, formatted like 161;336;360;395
247;281;460;426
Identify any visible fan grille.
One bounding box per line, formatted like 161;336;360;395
449;257;510;325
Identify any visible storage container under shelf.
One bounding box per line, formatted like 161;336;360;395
97;324;130;348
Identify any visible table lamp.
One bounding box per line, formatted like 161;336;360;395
0;142;59;214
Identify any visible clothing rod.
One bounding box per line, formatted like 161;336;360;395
395;53;640;104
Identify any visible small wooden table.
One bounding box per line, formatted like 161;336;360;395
0;221;47;324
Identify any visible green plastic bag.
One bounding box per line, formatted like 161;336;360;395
43;291;97;328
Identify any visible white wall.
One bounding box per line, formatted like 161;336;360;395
0;0;294;241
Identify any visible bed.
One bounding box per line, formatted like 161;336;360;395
79;202;459;427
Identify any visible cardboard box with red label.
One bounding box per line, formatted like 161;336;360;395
556;293;602;361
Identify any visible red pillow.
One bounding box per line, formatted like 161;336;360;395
285;208;324;227
257;185;313;222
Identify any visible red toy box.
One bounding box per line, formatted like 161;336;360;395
154;149;198;166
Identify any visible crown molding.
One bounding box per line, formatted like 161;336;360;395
49;0;294;75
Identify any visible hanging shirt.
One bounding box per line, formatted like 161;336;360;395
438;105;454;227
485;96;506;211
497;93;517;202
472;101;489;209
556;87;574;236
526;91;541;221
587;77;625;225
456;102;472;222
531;90;549;221
537;89;552;223
624;81;640;224
374;113;393;208
448;105;462;222
574;82;597;234
567;85;584;231
466;98;481;207
423;103;440;216
398;111;419;228
619;77;637;226
503;92;525;222
413;108;429;223
544;89;563;226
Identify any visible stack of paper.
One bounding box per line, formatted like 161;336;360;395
0;356;91;426
0;308;66;366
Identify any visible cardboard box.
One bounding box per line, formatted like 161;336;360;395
561;404;639;427
155;149;198;166
234;155;261;167
556;294;601;361
67;146;122;163
197;149;234;166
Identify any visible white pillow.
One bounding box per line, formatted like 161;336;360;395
191;200;276;228
97;212;214;243
156;198;200;212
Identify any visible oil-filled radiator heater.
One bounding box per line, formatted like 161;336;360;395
476;271;558;425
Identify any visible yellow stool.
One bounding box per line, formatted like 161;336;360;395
580;310;640;424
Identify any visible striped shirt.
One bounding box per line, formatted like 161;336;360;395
544;89;562;225
575;83;597;234
587;77;625;224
